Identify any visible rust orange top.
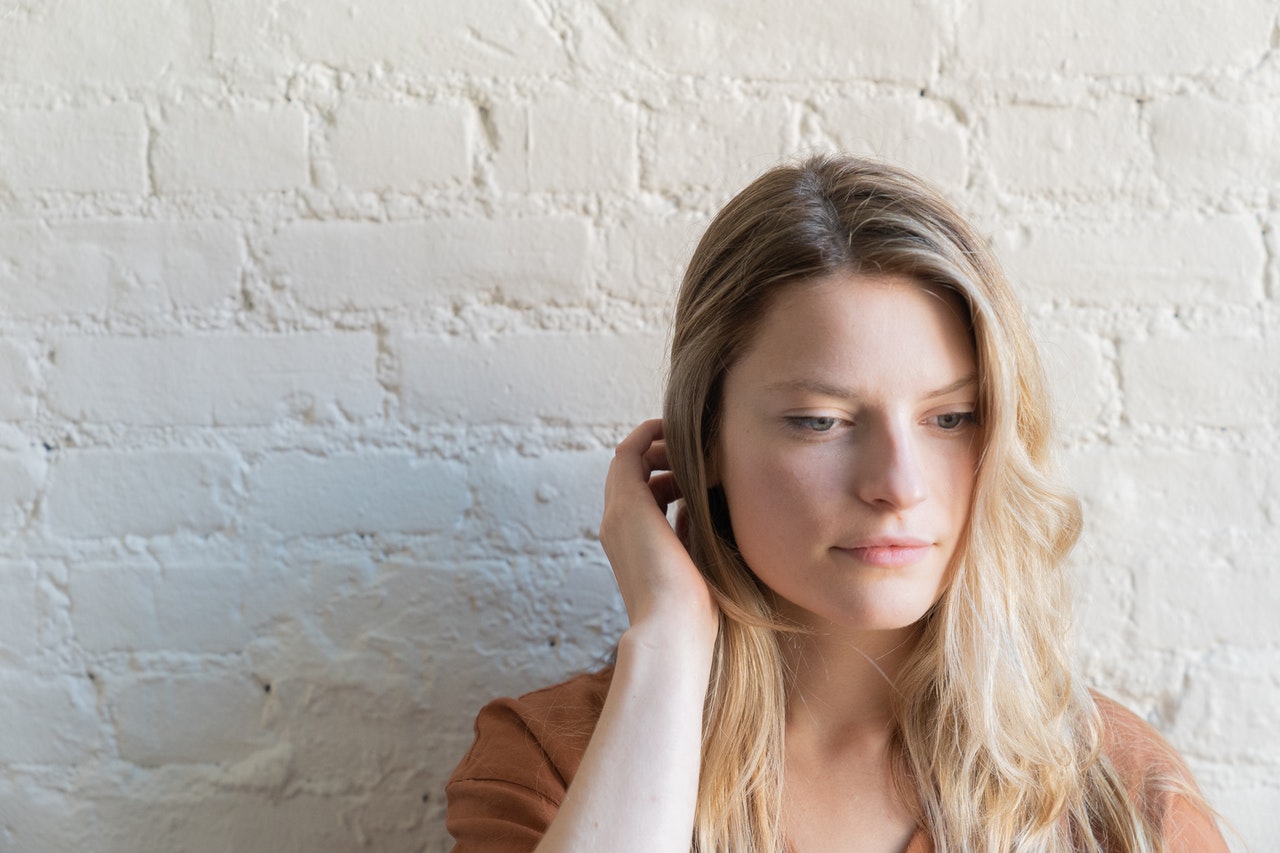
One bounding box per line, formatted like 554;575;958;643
446;668;1228;852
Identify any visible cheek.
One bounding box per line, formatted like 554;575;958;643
723;448;837;524
933;449;979;518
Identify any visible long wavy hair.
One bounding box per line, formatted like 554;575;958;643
662;154;1188;851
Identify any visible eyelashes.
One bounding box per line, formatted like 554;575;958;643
931;412;978;431
788;416;838;433
785;411;978;436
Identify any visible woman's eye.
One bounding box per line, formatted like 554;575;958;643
933;412;975;430
793;416;838;432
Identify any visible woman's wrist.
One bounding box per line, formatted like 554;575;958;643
618;612;718;674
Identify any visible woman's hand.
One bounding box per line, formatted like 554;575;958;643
529;419;718;853
600;419;719;650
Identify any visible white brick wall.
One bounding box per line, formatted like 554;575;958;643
1;2;1276;851
0;221;243;318
954;0;1274;75
329;101;473;191
0;107;149;193
398;331;665;425
154;105;310;194
493;97;640;193
264;218;595;308
985;101;1151;197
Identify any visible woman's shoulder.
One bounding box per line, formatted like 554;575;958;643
1091;691;1229;852
450;665;614;787
1092;691;1185;781
444;666;614;850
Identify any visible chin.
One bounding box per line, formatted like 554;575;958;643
777;595;938;635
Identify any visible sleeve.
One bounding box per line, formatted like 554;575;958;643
445;698;570;853
1095;694;1229;853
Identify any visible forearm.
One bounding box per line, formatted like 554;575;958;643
534;623;714;853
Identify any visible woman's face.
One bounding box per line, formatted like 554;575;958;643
715;272;980;634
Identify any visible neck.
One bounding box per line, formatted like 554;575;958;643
780;622;919;748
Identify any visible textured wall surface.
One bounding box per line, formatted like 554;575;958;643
0;1;1277;850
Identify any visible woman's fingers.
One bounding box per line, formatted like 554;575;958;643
641;438;669;473
608;420;680;505
616;421;673;475
608;421;662;490
647;470;681;508
614;418;664;458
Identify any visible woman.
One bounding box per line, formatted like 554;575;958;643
446;155;1228;852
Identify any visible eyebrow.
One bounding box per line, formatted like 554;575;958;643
765;373;979;400
923;373;979;399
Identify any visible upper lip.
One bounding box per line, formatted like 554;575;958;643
838;536;933;550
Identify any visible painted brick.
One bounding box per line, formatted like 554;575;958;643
351;555;601;689
1169;650;1280;762
0;342;38;419
71;564;252;654
70;565;159;653
493;97;639;193
302;560;424;653
422;560;557;658
275;0;574;76
154;105;308;192
245;453;470;536
601;216;700;306
329;100;471;191
472;449;613;540
0;0;213;87
109;673;271;765
600;0;941;81
1034;324;1110;435
265;218;593;309
0;220;241;319
0;780;94;853
1068;557;1133;651
207;1;293;78
0;671;100;763
0;450;43;529
399;331;665;426
1206;781;1280;853
1066;448;1268;541
1149;95;1280;196
997;215;1265;304
956;0;1273;75
816;96;969;192
544;556;626;643
0;106;147;193
422;554;627;677
1132;557;1279;650
265;677;433;784
985;102;1149;196
1122;337;1280;428
421;555;623;664
95;791;368;852
0;563;39;662
1269;214;1280;301
46;334;380;426
646;98;796;194
1078;650;1190;714
45;451;237;538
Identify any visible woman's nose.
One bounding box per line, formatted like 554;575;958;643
855;425;927;510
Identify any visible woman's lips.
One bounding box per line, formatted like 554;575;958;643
835;538;933;567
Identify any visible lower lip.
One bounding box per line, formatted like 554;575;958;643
838;545;932;568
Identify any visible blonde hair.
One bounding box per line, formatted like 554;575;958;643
663;155;1197;851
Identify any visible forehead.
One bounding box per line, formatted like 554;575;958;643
730;272;976;390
